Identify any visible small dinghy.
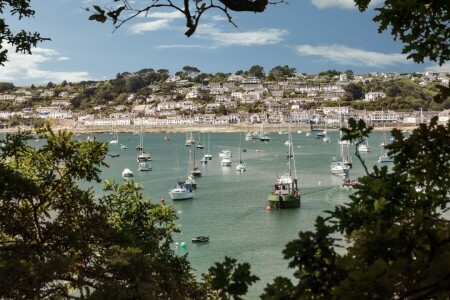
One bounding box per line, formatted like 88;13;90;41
191;236;209;243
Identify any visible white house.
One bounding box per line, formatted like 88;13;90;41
365;92;386;101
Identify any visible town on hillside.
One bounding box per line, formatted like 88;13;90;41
0;67;449;132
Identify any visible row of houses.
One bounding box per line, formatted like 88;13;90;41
75;109;450;127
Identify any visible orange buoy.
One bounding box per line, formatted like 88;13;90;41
265;205;272;211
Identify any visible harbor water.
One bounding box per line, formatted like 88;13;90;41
83;130;386;298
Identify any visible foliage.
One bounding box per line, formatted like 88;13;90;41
0;82;15;93
343;82;364;101
247;65;265;78
87;0;285;37
0;125;207;299
259;117;450;299
203;256;259;300
0;0;50;65
267;65;296;81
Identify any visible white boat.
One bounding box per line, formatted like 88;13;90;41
138;161;152;171
235;133;246;172
169;183;194;200
136;125;152;162
330;114;352;175
120;144;128;149
185;131;195;147
330;161;350;175
358;140;371;152
378;126;393;163
221;157;232;166
122;168;133;177
169;146;194;200
219;150;232;158
245;132;258;141
204;133;212;160
109;130;118;144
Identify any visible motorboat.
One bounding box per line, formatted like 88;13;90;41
191;236;209;243
221;157;232;166
236;161;246;172
137;152;152;162
120;144;128;149
122;168;134;177
219;150;232;158
138;162;152;171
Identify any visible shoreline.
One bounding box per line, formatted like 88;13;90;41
0;121;420;134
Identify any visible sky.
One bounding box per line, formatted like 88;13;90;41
1;0;449;86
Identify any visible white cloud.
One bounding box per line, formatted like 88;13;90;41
145;11;184;19
129;19;171;34
57;57;70;61
311;0;356;9
0;45;91;84
425;63;450;73
294;44;410;68
197;24;288;46
311;0;382;9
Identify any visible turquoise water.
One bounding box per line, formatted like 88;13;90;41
84;131;385;298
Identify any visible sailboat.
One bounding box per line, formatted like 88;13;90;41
136;124;151;162
236;133;246;172
190;147;201;177
330;114;351;175
203;132;212;161
169;146;194;200
185;131;195;147
378;125;394;163
109;126;118;144
196;133;204;149
267;127;301;209
358;139;371;152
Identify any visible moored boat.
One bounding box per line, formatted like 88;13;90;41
267;128;300;209
191;236;209;243
122;168;134;177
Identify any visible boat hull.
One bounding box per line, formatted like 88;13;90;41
169;188;193;200
267;194;300;209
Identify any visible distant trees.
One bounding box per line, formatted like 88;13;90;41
343;82;364;101
267;65;296;81
0;82;15;93
247;65;265;78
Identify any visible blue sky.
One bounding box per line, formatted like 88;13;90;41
1;0;448;86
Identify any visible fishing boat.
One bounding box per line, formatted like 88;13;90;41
191;236;209;243
122;168;134;177
138;161;152;171
267;129;300;209
169;146;194;200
